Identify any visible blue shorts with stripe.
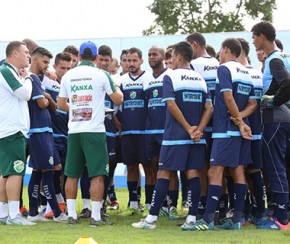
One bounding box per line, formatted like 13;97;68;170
210;137;251;167
106;135;116;162
247;139;262;169
29;132;54;170
159;139;206;171
145;134;163;159
53;137;67;166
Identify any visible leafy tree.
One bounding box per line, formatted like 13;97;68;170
143;0;276;35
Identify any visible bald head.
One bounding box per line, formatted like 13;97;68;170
148;45;165;71
22;38;39;55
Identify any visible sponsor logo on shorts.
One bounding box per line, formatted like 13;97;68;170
49;156;54;165
13;160;25;173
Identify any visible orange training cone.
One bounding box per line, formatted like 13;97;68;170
74;236;98;244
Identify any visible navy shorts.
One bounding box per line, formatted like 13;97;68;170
29;133;54;170
159;143;205;171
204;132;213;162
210;137;250;167
247;139;263;169
106;135;116;162
145;134;163;159
53;137;67;166
121;134;148;165
115;136;123;163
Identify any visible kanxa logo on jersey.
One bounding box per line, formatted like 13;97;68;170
71;84;93;92
204;65;218;71
181;75;202;81
183;92;202;102
236;68;249;74
148;80;163;86
237;84;251;95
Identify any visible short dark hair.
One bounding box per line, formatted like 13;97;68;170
55;52;72;65
275;39;283;51
6;41;26;58
128;47;142;58
173;41;193;62
98;45;112;57
221;38;241;58
120;49;128;60
251;21;276;42
205;44;216;58
63;45;79;56
237;38;250;56
185;32;206;48
165;48;173;60
32;47;53;59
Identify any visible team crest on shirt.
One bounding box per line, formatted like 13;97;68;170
48;156;54;165
130;91;137;99
13;160;25;173
153;89;158;98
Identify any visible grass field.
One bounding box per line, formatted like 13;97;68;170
1;188;290;244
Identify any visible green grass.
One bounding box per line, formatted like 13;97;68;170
1;188;290;244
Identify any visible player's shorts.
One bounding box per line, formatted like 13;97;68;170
0;132;27;177
159;143;205;171
106;134;116;162
29;132;54;170
145;134;163;159
247;139;263;169
210;137;251;167
115;135;123;163
53;137;67;167
121;134;148;165
65;132;109;178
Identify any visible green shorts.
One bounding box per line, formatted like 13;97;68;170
65;132;109;178
0;132;27;177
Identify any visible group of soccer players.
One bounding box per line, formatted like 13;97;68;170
0;20;290;231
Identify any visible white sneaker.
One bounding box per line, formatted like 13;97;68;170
28;214;50;223
132;219;156;229
53;213;68;223
0;216;8;225
6;214;36;226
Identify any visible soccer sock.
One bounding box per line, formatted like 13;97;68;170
42;171;62;218
66;199;77;219
226;176;235;209
28;170;42;216
244;192;251;218
103;175;110;202
145;184;155;205
20;179;24;208
249;171;266;218
197;196;207;216
80;167;91;200
128;181;138;209
180;171;188;202
39;191;47;208
203;185;222;224
187;177;201;216
108;177;117;202
218;194;229;216
232;183;247;223
274;192;289;225
149;178;170;216
53;170;62;195
92;201;102;221
8;201;20;219
168;190;178;208
137;186;142;203
0;202;8;218
83;199;91;210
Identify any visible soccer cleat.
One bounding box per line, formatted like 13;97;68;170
6;214;36;226
58;202;66;213
181;201;189;212
20;206;29;217
240;217;246;227
118;207;139;217
0;216;8;225
78;208;92;218
180;221;196;231
89;218;113;227
68;217;80;224
132;219;156;229
169;206;183;220
158;208;169;217
250;216;267;226
256;218;290;230
218;219;241;230
190;219;214;231
53;213;69;223
28;213;50;223
108;201;119;210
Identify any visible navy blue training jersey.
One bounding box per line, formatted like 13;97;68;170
28;73;53;136
162;68;211;144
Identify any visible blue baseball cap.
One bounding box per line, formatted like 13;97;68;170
79;41;98;56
